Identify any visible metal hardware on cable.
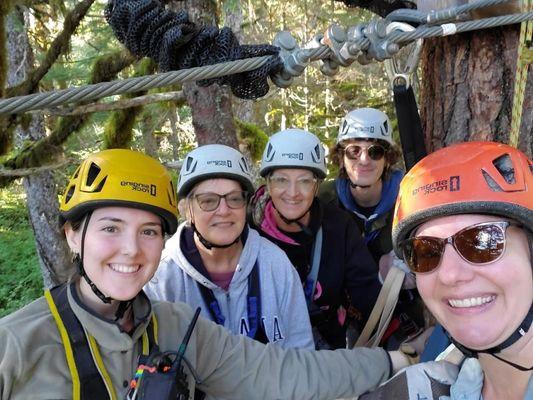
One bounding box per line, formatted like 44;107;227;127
271;31;311;88
384;22;427;171
0;8;532;114
384;22;423;88
510;0;532;147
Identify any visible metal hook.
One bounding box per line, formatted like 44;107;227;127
384;22;423;88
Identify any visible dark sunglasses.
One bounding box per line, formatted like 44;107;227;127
192;190;248;212
342;144;386;161
401;221;516;274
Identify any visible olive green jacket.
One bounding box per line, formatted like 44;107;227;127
0;283;392;400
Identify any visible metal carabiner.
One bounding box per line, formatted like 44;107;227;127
384;22;423;88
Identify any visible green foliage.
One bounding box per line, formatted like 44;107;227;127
235;119;269;161
0;188;42;317
103;107;139;149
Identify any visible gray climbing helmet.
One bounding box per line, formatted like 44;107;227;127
260;128;327;178
177;144;254;197
337;108;394;145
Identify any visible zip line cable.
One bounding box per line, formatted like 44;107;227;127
0;11;531;115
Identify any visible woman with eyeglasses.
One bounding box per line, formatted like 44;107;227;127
249;129;381;350
145;144;314;350
362;141;532;399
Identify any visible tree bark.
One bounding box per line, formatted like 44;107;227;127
420;26;532;157
167;0;239;148
7;7;73;288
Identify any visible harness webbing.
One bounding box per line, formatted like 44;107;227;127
393;84;427;170
197;261;268;343
45;284;157;400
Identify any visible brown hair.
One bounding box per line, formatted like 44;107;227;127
329;138;402;181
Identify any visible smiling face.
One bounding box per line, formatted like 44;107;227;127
267;168;317;223
65;207;164;303
414;214;532;350
188;178;247;246
340;139;386;188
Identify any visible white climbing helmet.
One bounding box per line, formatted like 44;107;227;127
177;144;254;197
337;108;394;146
260;128;327;178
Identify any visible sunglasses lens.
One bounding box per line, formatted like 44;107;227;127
368;145;385;160
344;145;362;160
455;224;505;264
403;238;444;273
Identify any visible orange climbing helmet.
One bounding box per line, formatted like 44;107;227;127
392;141;532;257
59;149;178;234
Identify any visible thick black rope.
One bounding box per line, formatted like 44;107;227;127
105;0;283;99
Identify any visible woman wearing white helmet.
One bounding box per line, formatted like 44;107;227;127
250;129;381;349
145;144;314;350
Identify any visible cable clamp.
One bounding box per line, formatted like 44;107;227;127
271;31;311;88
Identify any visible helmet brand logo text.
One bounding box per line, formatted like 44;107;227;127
281;152;304;160
207;160;232;167
121;181;157;197
412;176;461;196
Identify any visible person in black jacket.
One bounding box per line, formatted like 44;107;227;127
249;128;382;349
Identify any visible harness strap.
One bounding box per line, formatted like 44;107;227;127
304;227;323;306
46;285;112;400
393;84;427;171
46;284;158;400
197;261;268;343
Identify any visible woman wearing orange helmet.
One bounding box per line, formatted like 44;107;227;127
363;141;532;399
0;148;412;400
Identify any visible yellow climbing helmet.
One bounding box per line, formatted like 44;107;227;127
59;149;178;234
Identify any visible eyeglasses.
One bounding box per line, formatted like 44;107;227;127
268;175;318;194
401;221;515;274
342;144;386;161
192;190;248;212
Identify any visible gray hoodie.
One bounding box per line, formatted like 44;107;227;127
145;222;314;350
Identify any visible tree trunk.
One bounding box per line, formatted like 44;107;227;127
167;0;239;148
7;7;73;287
420;27;532;157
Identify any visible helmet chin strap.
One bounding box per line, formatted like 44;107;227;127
191;223;240;250
449;303;533;371
77;211;132;321
349;181;371;189
271;202;313;236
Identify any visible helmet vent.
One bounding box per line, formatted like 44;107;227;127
64;185;75;204
72;166;81;179
482;171;503;192
93;176;107;193
86;162;101;186
313;144;321;159
382;120;389;136
492;154;516;184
